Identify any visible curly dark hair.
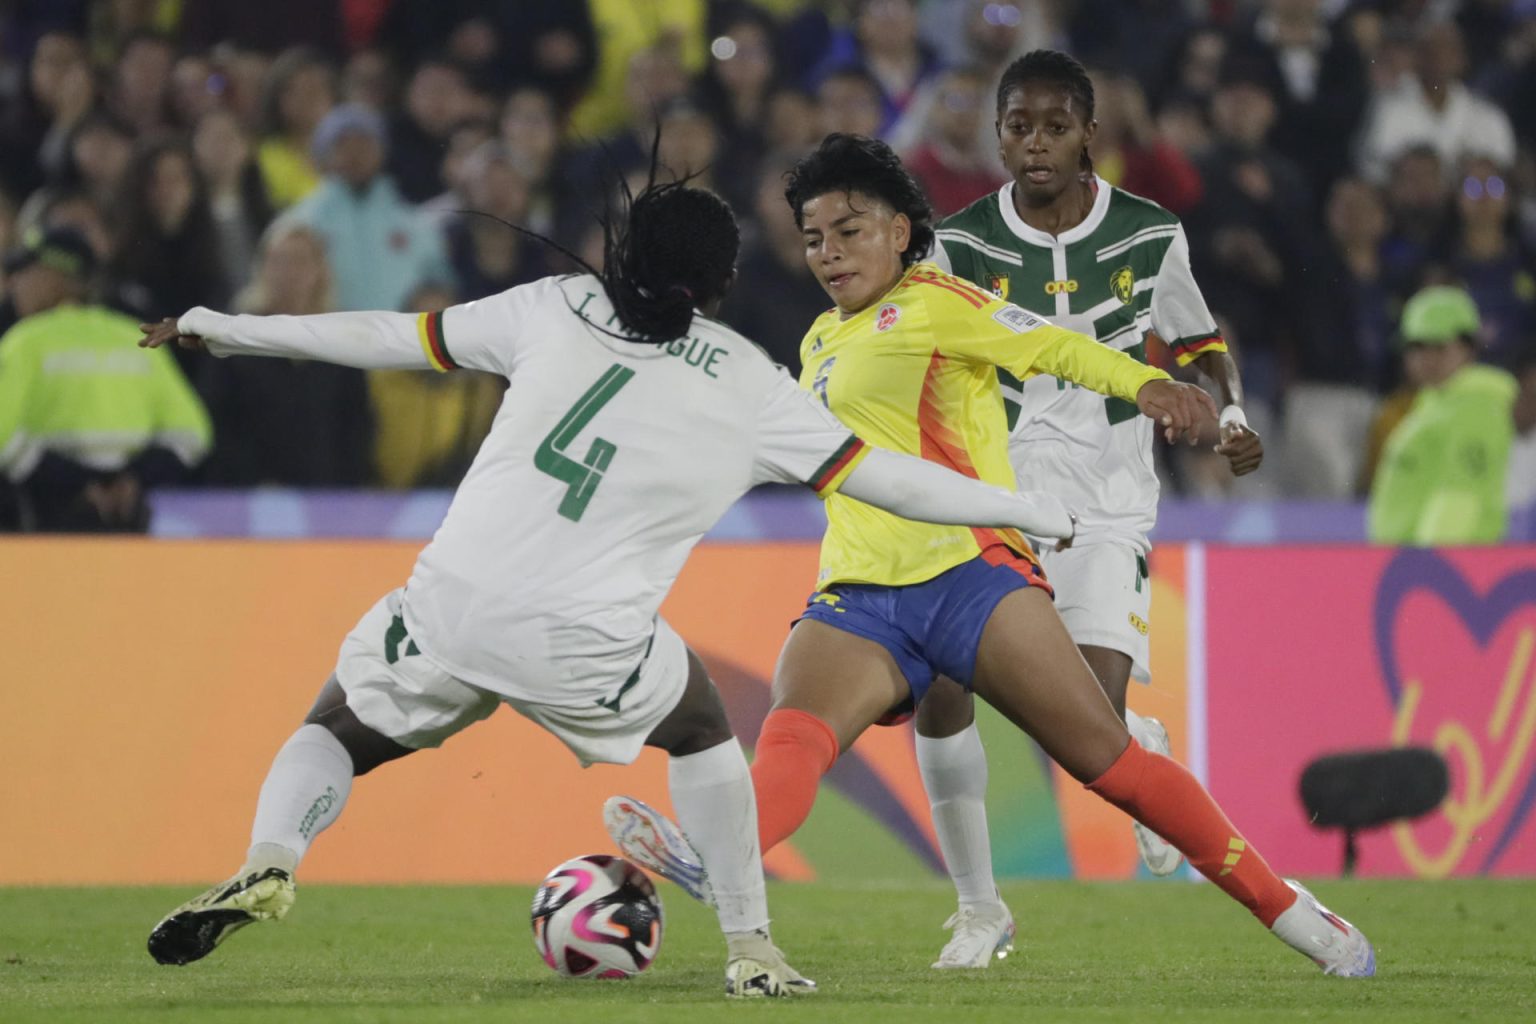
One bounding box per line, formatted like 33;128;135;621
784;133;934;268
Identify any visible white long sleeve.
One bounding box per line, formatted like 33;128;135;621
180;307;431;370
838;447;1074;538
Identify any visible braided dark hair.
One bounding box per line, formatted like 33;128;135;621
463;129;739;345
784;133;934;267
996;50;1096;174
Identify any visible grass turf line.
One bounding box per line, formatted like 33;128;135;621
2;879;1534;1023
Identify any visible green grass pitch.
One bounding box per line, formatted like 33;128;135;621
3;879;1535;1022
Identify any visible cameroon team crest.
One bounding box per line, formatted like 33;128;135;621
987;274;1010;300
1111;265;1135;305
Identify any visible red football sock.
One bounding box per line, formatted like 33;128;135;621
1088;740;1297;927
751;709;839;853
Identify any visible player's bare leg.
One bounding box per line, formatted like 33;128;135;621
620;645;813;997
148;677;414;966
914;679;1014;968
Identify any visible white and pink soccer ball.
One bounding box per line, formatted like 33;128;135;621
530;854;664;979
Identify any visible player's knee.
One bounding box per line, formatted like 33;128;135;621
305;703;412;776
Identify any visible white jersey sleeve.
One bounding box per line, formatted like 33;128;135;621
1149;226;1223;366
751;367;870;496
181;277;559;376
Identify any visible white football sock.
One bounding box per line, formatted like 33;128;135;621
1125;708;1158;751
917;722;1000;910
245;724;354;874
668;739;769;936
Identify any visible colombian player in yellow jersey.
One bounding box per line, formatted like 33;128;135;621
606;135;1375;978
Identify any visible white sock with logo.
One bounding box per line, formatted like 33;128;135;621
668;739;769;936
245;724;354;875
917;722;1001;910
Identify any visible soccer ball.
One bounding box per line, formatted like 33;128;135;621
530;854;664;979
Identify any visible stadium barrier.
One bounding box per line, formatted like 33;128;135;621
4;539;1534;884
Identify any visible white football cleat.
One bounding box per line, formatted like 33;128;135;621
603;795;715;906
725;929;816;997
147;867;295;966
931;901;1016;969
1131;715;1185;876
1270;880;1376;977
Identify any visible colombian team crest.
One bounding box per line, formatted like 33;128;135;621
987;274;1010;300
875;303;901;331
1110;265;1135;305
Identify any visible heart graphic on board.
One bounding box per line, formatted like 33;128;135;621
1372;550;1536;875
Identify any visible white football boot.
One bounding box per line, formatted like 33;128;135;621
931;900;1016;968
1270;880;1376;977
725;928;817;997
1131;715;1186;876
603;795;716;906
148;866;295;965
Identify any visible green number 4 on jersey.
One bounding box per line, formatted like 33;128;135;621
535;363;635;522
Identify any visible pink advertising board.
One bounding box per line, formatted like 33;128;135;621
1203;546;1536;877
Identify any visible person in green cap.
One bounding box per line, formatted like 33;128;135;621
0;226;211;531
1368;284;1517;544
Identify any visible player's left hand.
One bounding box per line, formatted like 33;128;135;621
1216;422;1264;476
138;317;206;352
1136;379;1218;445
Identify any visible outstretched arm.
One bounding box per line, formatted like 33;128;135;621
139;307;438;370
838;447;1075;539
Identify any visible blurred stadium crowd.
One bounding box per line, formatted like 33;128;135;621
1;0;1534;532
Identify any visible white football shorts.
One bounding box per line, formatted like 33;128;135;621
334;589;690;766
1037;541;1152;683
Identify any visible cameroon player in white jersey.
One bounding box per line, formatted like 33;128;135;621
135;174;1089;998
607;134;1374;979
918;49;1267;963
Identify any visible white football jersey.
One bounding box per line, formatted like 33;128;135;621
195;275;864;706
936;181;1225;552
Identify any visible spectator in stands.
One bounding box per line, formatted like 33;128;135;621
61;112;134;213
1381;144;1452;294
0;226;210;531
902;66;1008;218
387;60;478;204
1356;19;1516;185
112;139;229;354
341;49;396;112
813;0;943;137
921;0;1053;74
656;97;723;193
107;31;175;136
1508;347;1536;518
1065;0;1192;90
1086;68;1202;215
445;142;550;300
699;5;779;189
179;0;347;58
1441;156;1535;370
420;118;498;228
499;86;563;235
763;85;821;153
196;221;372;486
283;103;452;312
1369;285;1517;544
1287;177;1396;498
1186;51;1314;413
0;30;94;198
568;0;707;138
256;47;337;211
718;156;830;376
1226;0;1370;200
816;66;885;139
169;52;224;129
192;107;274;299
1155;23;1228;112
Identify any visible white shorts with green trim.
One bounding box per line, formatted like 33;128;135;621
334;589;690;766
1037;542;1152;683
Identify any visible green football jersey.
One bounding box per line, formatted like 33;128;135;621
934;180;1223;549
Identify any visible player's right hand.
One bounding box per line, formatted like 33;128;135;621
138;317;206;352
1135;379;1217;445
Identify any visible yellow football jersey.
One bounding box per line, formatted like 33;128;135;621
800;262;1169;589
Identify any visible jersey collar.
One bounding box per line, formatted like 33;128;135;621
996;176;1111;248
